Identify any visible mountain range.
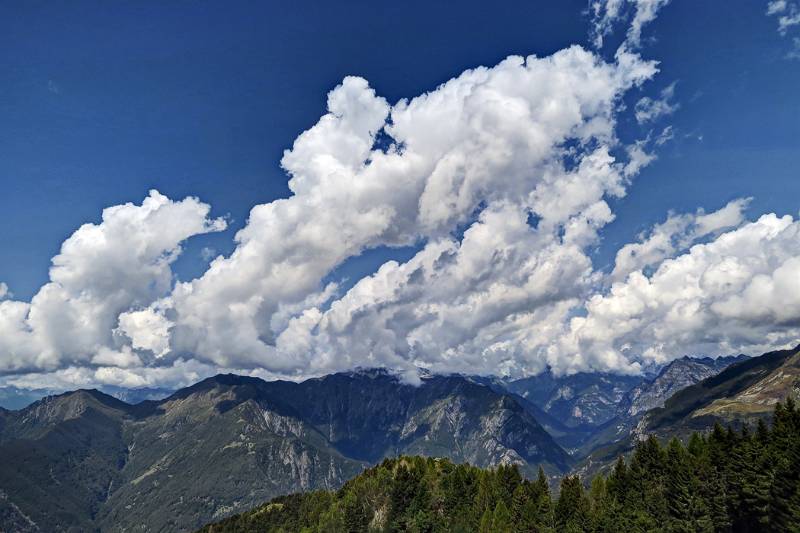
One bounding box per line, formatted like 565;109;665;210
0;370;568;532
1;349;794;532
0;385;173;411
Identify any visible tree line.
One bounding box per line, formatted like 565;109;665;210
200;399;800;532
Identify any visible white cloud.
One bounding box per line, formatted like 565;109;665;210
1;46;661;387
0;191;225;373
0;283;9;300
276;200;605;378
200;247;217;262
11;35;795;387
1;37;796;389
790;37;800;59
768;0;800;35
557;213;800;371
768;0;800;58
611;198;751;282
634;82;678;124
590;0;672;48
116;302;173;358
654;125;674;146
142;47;657;378
769;1;788;16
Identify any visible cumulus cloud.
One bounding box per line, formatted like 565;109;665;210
136;47;655;379
611;198;751;282
0;358;237;391
277;199;608;377
0;46;662;386
590;0;672;48
0;191;225;373
0;283;9;300
557;213;800;372
6;27;796;387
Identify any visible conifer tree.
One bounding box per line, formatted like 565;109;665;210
491;500;513;533
534;466;555;530
478;508;493;533
606;455;628;503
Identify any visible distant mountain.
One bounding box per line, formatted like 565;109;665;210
577;345;800;479
502;355;750;454
0;386;59;410
98;385;174;405
642;345;799;437
620;354;750;417
504;371;643;428
0;351;776;532
0;370;569;533
0;384;173;410
199;404;800;533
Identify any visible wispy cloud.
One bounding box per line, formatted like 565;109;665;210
767;0;800;58
634;82;679;124
589;0;672;49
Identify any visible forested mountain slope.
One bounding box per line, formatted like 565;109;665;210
199;399;800;532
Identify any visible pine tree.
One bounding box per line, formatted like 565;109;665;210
473;470;495;517
511;482;530;524
665;437;713;533
606;455;628;504
628;436;667;522
687;432;706;458
389;463;421;531
556;475;592;531
341;491;368;532
495;464;522;504
518;493;540;533
533;466;555;530
589;475;613;531
478;508;493;533
756;418;769;444
491;500;514;533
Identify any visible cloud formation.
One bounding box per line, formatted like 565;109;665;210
768;1;800;35
634;82;678;124
768;0;800;58
0;191;225;373
590;0;672;48
0;46;663;386
2;16;798;388
611;198;750;282
557;213;800;371
137;47;657;379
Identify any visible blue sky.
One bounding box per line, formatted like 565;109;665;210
2;0;589;298
4;0;797;299
1;0;799;388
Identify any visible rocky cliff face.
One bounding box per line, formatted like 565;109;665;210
0;370;569;533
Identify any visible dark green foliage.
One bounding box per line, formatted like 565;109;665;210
200;400;800;532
